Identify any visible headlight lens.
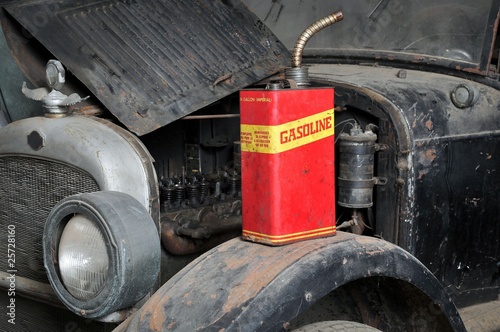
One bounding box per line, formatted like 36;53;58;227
58;214;109;300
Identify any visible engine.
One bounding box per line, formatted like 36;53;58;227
137;97;244;257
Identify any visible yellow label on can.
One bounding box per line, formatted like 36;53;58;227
240;109;334;154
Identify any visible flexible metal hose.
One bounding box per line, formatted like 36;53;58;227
291;11;344;67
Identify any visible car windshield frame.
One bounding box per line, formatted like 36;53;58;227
244;0;500;75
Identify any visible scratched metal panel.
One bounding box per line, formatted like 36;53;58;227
4;0;289;135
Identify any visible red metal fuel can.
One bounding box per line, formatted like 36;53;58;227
240;86;336;245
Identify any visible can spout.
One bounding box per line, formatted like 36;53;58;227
287;11;343;86
291;11;344;68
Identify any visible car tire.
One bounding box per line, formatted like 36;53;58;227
293;320;382;332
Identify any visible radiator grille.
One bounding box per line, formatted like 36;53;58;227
0;156;100;282
0;295;115;332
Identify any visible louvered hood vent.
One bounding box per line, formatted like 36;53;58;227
4;0;290;135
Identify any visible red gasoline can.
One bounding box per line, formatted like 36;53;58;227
240;87;336;245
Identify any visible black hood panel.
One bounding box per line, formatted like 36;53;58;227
4;0;289;135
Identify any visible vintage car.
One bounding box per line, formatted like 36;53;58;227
0;0;498;331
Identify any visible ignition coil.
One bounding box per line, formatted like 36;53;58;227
337;123;386;208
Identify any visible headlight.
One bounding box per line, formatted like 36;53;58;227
58;214;109;300
43;191;160;319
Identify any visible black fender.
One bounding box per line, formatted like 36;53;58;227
117;232;465;331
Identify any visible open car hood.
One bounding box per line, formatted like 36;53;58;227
2;0;289;135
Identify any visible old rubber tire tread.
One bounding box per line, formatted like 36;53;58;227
293;320;382;332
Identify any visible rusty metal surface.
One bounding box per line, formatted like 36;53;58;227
2;0;289;135
116;232;465;331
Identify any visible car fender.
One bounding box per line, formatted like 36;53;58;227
117;232;465;331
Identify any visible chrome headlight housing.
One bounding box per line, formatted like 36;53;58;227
43;191;160;319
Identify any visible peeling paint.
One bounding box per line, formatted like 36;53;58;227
221;244;311;314
425;119;434;131
419;148;437;167
418;168;430;180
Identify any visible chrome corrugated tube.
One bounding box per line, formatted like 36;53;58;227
291;11;344;68
284;66;311;86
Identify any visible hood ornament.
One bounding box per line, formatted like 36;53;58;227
22;60;88;117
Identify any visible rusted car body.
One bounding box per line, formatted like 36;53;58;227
0;0;498;331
